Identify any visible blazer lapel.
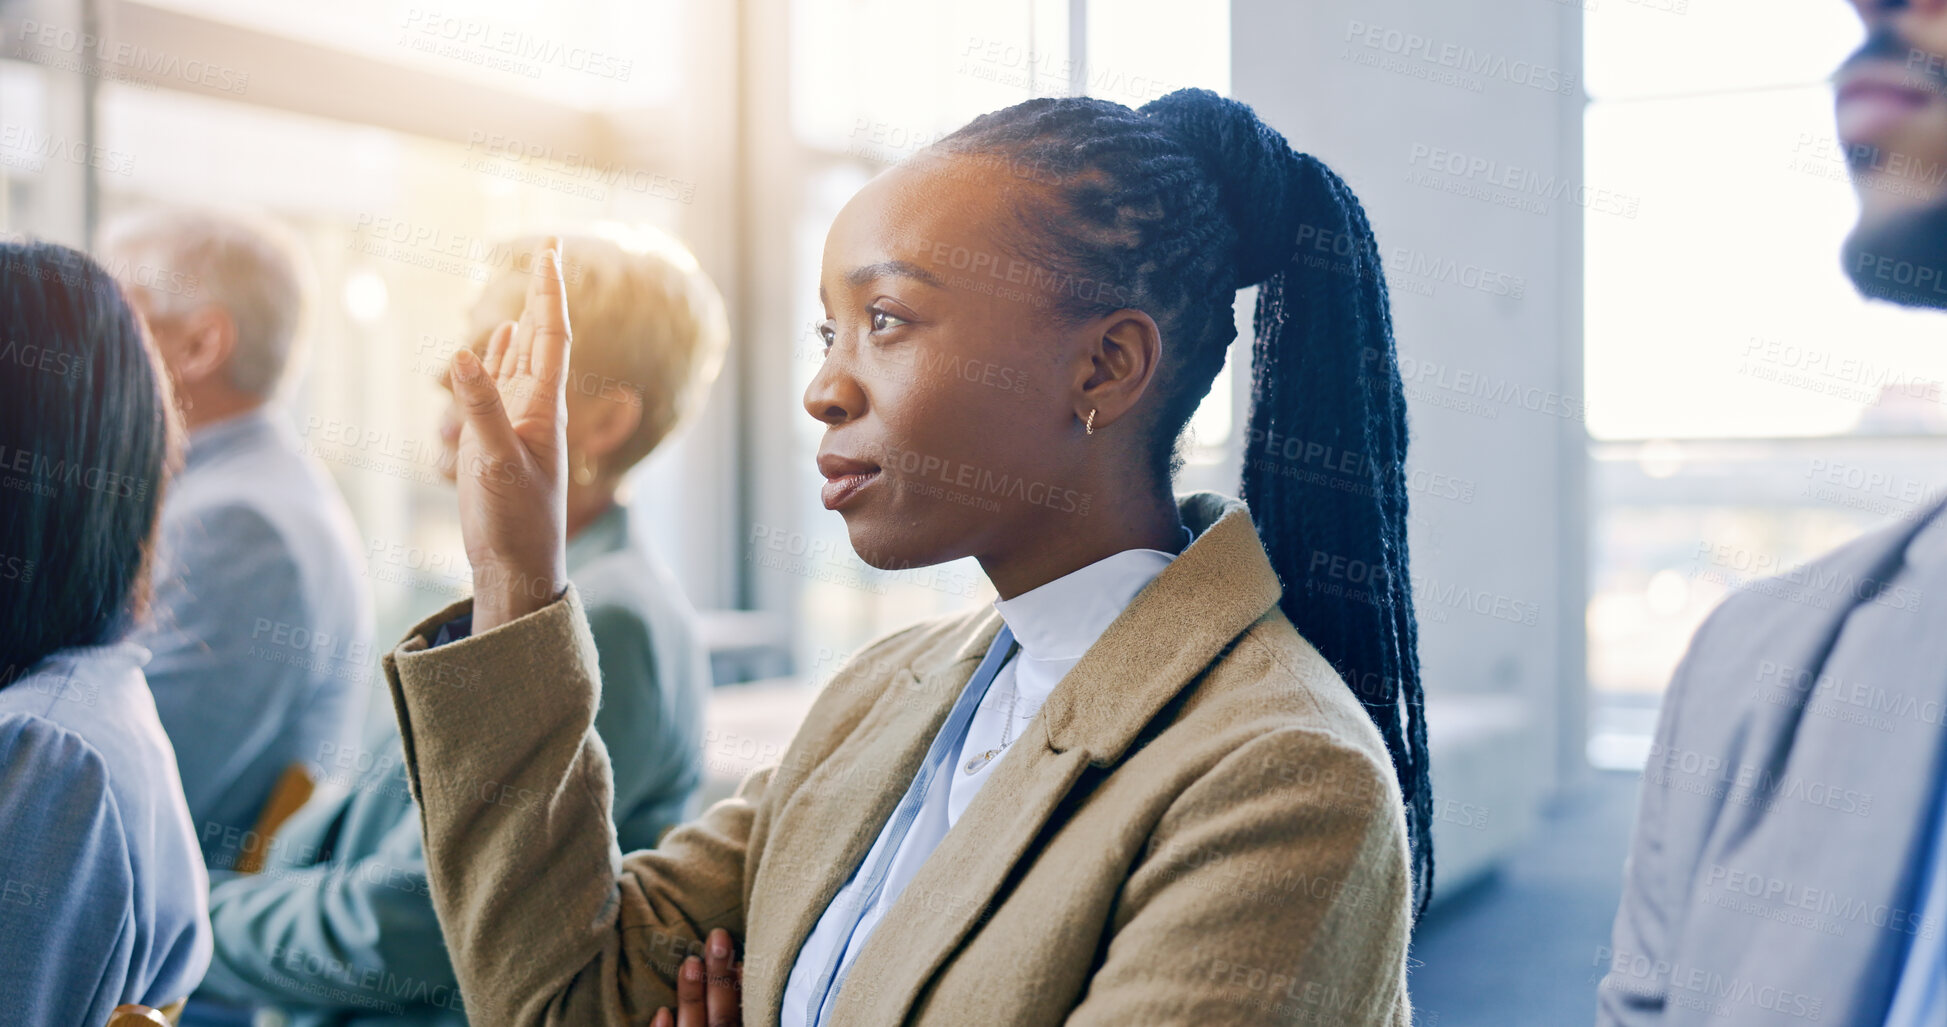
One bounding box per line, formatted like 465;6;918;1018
828;492;1285;1024
744;619;1000;1026
832;723;1095;1025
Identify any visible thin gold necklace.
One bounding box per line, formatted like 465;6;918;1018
963;667;1022;775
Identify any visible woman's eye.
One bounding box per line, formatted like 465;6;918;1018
816;319;837;349
869;308;909;332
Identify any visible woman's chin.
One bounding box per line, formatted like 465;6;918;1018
844;521;949;573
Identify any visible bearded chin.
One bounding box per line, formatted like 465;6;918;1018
1843;198;1947;311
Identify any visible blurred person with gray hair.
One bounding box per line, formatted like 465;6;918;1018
182;229;726;1026
99;208;374;881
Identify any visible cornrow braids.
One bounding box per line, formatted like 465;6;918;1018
937;88;1433;916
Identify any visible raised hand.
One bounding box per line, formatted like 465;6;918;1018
653;928;743;1027
445;238;573;632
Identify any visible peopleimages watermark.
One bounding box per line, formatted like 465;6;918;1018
746;524;985;600
794;327;1031;397
958;35;1182;105
398;8;633;82
1752;659;1947;734
0;123;136;176
1789;132;1947;204
1293;222;1527;301
1237;428;1479;506
1850;249;1947;305
1691;538;1923;613
876;445;1092;516
1405;143;1640;219
913;238;1132;310
298;415;449;488
0;444;152;502
1341;20;1577;96
1644;739;1874;818
1799;458;1947;524
1360;347;1584;423
460;132;694;204
1701;861;1941;941
265;943;466;1014
346;214;589;286
1738;333;1941;406
6;18;251;94
0;336;84;383
1594;946;1823;1022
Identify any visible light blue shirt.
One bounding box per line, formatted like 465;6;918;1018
1884;762;1947;1025
137;407;374;871
781;532;1186;1027
0;642;212;1024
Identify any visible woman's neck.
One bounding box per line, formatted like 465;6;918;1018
978;489;1187;601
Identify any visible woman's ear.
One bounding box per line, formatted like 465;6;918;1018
574;386;645;462
1074;309;1163;430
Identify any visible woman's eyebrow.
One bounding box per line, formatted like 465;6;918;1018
844;259;946;290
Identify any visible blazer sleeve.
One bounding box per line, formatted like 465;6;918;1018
385;586;761;1026
0;715;140;1027
1598;609;1721;1026
195;801;461;1015
1063;727;1413;1027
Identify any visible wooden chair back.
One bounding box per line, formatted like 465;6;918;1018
233;762;316;874
107;998;183;1025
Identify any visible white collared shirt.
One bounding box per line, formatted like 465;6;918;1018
780;529;1189;1027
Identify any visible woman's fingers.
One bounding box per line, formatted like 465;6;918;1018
482;320;514;382
494;239;571;426
448;348;523;463
706;928;740;1023
524;236;571;385
675;955;706;1027
651;1009;673;1027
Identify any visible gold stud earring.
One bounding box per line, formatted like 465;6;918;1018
1085;408;1096;436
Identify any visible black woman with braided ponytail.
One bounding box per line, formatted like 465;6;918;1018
390;88;1423;1026
934;87;1433;920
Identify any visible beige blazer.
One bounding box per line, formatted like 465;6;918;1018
385;492;1414;1025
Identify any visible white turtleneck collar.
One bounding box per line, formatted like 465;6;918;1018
991;525;1191;662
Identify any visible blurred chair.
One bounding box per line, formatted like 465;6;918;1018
232;763;315;875
108;999;183;1025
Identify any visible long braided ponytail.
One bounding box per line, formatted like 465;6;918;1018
937;87;1433;915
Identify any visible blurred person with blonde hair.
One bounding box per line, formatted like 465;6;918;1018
182;229;727;1027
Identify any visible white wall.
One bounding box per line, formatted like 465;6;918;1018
1232;0;1590;886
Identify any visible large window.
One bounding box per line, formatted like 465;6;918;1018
2;0;726;731
2;0;1234;701
1582;1;1942;767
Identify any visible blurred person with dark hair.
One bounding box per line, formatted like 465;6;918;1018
180;230;726;1027
388;85;1428;1027
0;239;211;1022
100;208;374;877
1600;3;1947;1024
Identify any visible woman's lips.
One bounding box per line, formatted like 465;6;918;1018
821;469;880;510
1836;79;1934;149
